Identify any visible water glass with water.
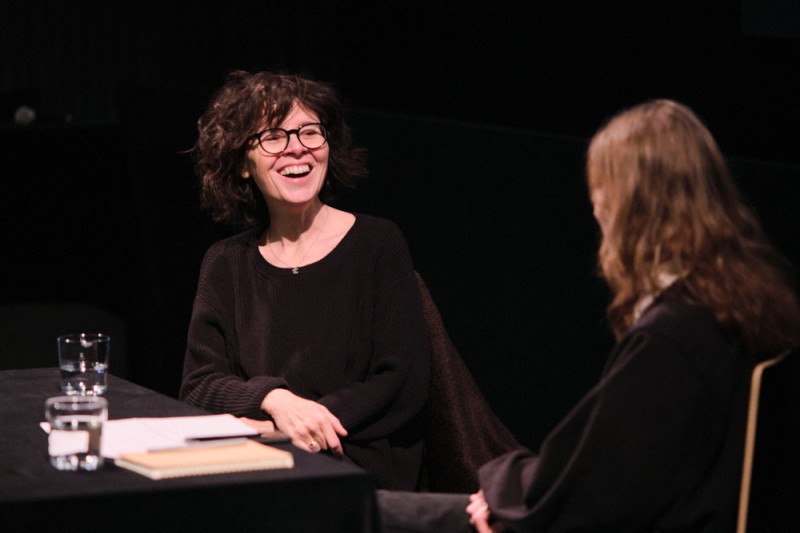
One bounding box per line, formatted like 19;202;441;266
57;333;111;395
45;395;108;471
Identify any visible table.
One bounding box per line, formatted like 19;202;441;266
0;368;380;532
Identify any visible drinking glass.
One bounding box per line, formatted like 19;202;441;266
45;395;108;471
57;333;111;395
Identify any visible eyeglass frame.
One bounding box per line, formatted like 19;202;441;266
247;123;329;154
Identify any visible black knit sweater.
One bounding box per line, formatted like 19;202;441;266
180;214;430;489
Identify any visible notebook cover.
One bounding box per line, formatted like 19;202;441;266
115;439;294;480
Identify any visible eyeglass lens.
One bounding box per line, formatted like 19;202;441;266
258;124;327;154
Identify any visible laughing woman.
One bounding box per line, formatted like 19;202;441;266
179;71;429;490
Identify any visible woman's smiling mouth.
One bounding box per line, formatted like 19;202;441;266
280;164;312;178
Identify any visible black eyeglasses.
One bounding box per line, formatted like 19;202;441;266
249;123;329;154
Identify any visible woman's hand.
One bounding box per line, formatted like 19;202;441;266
261;388;347;456
467;490;503;533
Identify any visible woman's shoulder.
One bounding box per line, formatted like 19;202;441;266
348;213;411;252
633;285;716;340
353;213;404;235
617;285;744;376
200;227;261;268
343;214;415;274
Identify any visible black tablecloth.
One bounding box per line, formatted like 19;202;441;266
0;368;380;532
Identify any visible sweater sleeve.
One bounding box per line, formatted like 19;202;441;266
179;242;289;418
479;328;731;532
317;223;430;441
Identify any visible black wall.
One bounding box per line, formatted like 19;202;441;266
4;2;799;163
2;2;799;453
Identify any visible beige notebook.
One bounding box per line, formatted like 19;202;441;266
115;439;294;480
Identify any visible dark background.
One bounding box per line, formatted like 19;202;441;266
2;0;799;486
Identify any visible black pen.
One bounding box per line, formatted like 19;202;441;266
186;434;257;443
145;437;250;453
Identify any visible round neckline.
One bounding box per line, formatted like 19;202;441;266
251;214;360;277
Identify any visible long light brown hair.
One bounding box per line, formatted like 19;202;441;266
587;99;800;356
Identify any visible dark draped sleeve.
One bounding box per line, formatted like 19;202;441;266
479;290;752;531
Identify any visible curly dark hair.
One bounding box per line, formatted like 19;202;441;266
192;70;367;226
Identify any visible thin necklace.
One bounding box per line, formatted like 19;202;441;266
266;206;329;275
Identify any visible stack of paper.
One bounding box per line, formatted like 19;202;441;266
99;414;261;458
41;413;295;479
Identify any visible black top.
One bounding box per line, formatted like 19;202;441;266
180;214;430;490
479;284;753;532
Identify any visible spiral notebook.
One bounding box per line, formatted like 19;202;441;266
114;439;294;480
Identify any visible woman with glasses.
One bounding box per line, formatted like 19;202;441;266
180;71;429;490
379;100;800;531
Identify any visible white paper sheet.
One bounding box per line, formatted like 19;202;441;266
42;414;259;459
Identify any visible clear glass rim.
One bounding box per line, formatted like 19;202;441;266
57;333;111;343
45;395;108;408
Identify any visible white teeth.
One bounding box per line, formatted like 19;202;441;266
280;164;311;176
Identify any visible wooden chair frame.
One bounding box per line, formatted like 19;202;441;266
736;350;789;533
